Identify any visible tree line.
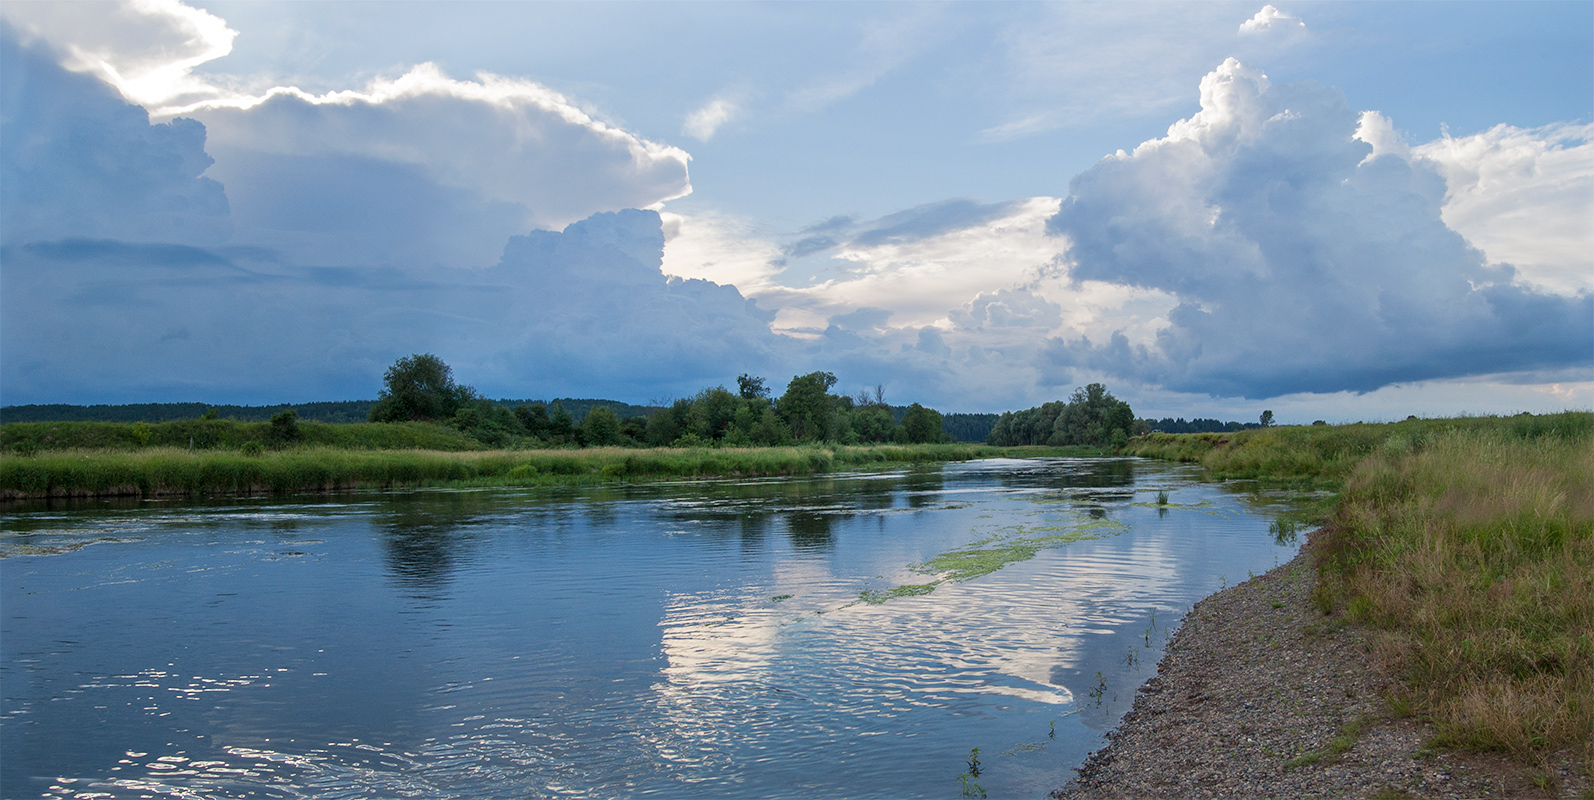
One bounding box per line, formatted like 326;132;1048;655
368;354;950;448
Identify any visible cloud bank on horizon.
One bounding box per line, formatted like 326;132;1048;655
1;1;1590;418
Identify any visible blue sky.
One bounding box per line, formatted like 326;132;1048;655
1;0;1590;421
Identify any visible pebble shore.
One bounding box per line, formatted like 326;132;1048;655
1051;551;1591;800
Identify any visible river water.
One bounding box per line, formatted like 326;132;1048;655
2;457;1306;799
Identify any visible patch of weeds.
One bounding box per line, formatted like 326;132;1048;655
1270;601;1286;609
770;594;793;602
1123;646;1138;668
1088;671;1107;706
1285;718;1364;769
1269;517;1300;545
858;583;939;604
999;741;1047;757
1371;788;1416;799
955;747;987;798
1528;768;1556;793
1156;490;1169;505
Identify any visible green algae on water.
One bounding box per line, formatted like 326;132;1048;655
859;515;1130;603
859;583;940;604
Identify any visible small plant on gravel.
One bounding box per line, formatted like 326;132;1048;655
1284;718;1364;769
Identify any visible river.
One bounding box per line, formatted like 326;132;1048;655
2;457;1308;799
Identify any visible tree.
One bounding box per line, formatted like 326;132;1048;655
369;354;476;422
1260;410;1275;428
580;406;623;447
514;403;550;439
899;403;944;443
778;371;838;442
737;374;768;400
269;408;300;444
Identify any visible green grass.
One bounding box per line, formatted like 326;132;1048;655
3;418;485;453
1284;718;1365;769
1130;412;1593;766
0;442;1055;499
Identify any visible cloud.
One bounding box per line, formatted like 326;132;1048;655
184;63;693;241
1044;58;1592;399
683;98;737;141
1414;122;1594;295
6;1;693;270
1238;5;1306;35
0;0;235;107
659;210;785;293
1;209;789;404
0;26;230;246
783;6;944;113
759;196;1064;334
950;288;1063;331
979;4;1245;142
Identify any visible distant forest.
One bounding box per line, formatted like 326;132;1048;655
0;406;1247;441
1145;417;1263;433
0;398;654;426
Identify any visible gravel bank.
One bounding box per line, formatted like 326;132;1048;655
1051;550;1591;799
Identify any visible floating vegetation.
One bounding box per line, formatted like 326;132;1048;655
854;514;1130;604
914;517;1128;584
1156;490;1169;505
0;534;141;558
770;594;793;602
998;740;1048;757
858;583;939;604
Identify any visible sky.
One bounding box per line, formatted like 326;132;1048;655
1;0;1590;422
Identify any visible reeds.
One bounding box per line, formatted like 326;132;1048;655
0;443;1018;499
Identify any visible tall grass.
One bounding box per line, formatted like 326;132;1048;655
1312;427;1593;762
0;443;1025;499
2;419;484;453
1124;413;1592;484
1129;412;1593;764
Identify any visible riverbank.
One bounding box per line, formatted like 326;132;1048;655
0;443;1085;500
1053;547;1593;799
1058;411;1593;798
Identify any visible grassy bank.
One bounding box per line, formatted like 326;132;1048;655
0;442;1070;500
2;418;485;453
1130;412;1593;766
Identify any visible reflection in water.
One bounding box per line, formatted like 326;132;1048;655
1;458;1316;800
784;510;836;550
372;493;487;599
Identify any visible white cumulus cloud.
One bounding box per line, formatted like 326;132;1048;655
0;0;234;107
1238;5;1306;35
683;98;737;141
1414;122;1594;295
1045;58;1591;399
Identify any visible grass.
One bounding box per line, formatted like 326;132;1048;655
1313;424;1593;763
0;442;1055;499
1284;718;1365;769
2;418;484;453
1130;412;1593;766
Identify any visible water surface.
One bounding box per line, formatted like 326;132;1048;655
2;457;1306;799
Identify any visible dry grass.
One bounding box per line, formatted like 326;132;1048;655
1313;427;1593;763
